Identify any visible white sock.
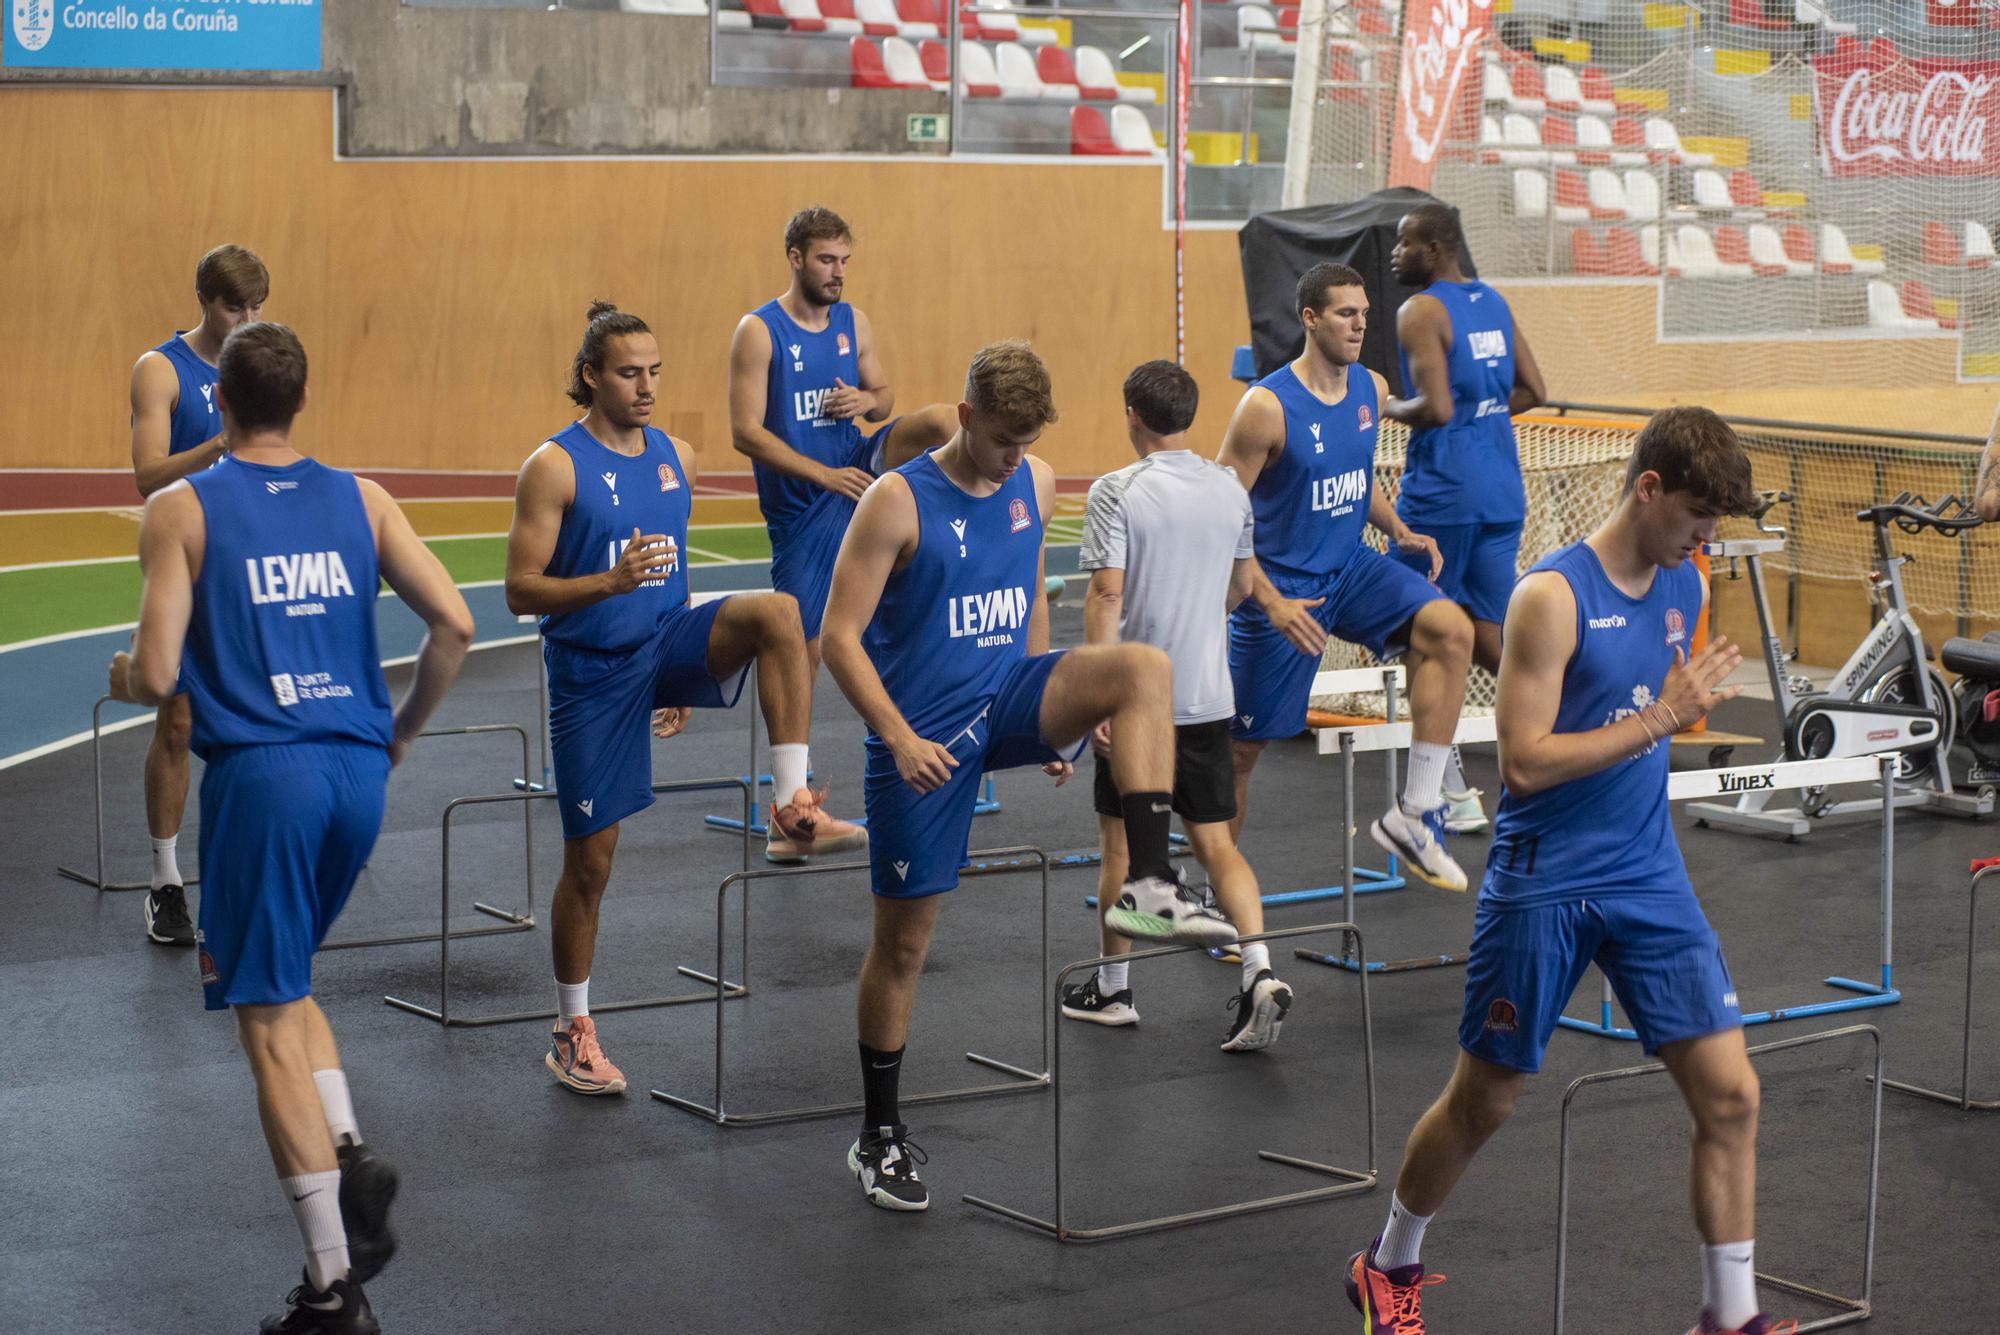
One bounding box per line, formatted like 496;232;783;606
1240;941;1271;989
1702;1240;1758;1329
1099;959;1129;994
313;1069;360;1148
280;1171;349;1291
1404;741;1451;813
770;743;810;804
557;977;589;1024
1376;1193;1433;1271
1442;745;1469;797
150;836;181;891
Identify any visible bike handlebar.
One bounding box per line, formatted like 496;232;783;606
1855;491;1984;537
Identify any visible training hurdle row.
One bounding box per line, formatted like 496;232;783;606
1879;856;2000;1112
57;694;204;893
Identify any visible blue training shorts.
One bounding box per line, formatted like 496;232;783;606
1393;519;1522;627
865;651;1086;899
196;740;389;1012
769;426;896;642
1228;546;1445;742
546;598;750;841
1458;890;1744;1071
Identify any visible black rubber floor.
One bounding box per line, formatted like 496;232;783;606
8;603;1999;1333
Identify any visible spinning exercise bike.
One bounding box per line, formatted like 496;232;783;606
1691;490;1995;840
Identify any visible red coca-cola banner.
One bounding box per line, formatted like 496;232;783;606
1926;0;1980;30
1815;48;1998;177
1389;0;1496;190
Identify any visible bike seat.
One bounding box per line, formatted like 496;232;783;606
1941;637;2000;678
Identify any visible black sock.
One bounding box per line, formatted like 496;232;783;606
1120;791;1174;883
860;1041;904;1130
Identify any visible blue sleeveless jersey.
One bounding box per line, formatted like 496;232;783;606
154;333;220;457
181;456;393;759
862;454;1043;744
539;421;691;654
1247;362;1380;586
1395;279;1524;524
754;299;863;538
1481;543;1704;908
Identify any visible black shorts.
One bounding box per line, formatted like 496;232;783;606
1093;718;1237;827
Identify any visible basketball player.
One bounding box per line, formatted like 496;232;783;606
1975;399;2000;522
822;341;1235;1211
506;303;862;1098
1219;262;1478;892
1066;360;1326;1051
126;244;269;946
109;322;473;1333
1387;204;1547;834
1345;408;1774;1335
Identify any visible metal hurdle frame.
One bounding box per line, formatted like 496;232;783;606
1554;1024;1883;1334
383;776;755;1027
962;921;1378;1242
322;723;542;952
1560;755;1901;1040
650;845;1051;1126
56;694;202;893
509;618;551;794
1879;858;2000;1111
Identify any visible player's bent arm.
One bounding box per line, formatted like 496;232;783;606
502;444;653;617
362;479;474;748
1495;572;1657;796
821;475;923;745
1084;569;1124;646
728;314;834;486
852;306;895;422
1386;297;1454;429
130;353;223;498
122;485;204;705
1978;401;2000;523
1215;387;1285;492
1508;320;1547;417
875;403;957;472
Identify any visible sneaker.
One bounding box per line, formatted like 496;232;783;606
1345;1240;1444;1334
259;1272;379;1335
1441;787;1489;835
1104;872;1239;948
1220;969;1294;1053
1370;803;1469;893
1059;971;1138;1026
545;1015;627;1095
1686;1314;1799;1335
335;1143;397;1284
848;1124;929;1212
144;885;194;946
767;786;868;864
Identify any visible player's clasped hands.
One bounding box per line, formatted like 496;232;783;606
892;732;959;793
821;377;866;421
610;527;676;593
1659;636;1744;726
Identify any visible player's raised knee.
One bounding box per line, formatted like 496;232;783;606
1111;641;1172;692
1418;596;1475;662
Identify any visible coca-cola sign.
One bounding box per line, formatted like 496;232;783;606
1390;0;1495;190
1816;54;1998;177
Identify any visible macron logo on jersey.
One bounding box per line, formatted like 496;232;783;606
948;586;1029;648
1468;329;1509;361
246;552;356;618
788;343;803;372
1309;421;1324;455
1587;614;1628;630
200;384;216;414
1311;469;1369;516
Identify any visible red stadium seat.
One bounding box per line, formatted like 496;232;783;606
1715;226;1786;277
1604;227;1659;277
1781;223;1832;272
1726;169;1764;210
1555;169;1621;221
850;37;900;88
1510;62;1546;106
918;37;950;86
1035;44;1083;97
1901;279;1961;329
1727;0;1791;31
894;0;941;38
1358;10;1392;36
1580;67;1618;108
1070;104;1134;156
1570;230;1611;276
1924;220;1968;267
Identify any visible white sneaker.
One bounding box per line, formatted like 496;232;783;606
1442;787;1489;835
1105;873;1240;948
1370;803;1469;892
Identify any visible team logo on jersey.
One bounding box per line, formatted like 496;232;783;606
837;332;851;356
1311;469;1369;517
948;586;1030;647
1357;403;1373;431
893;860;910;880
12;0;53;52
1484;998;1518;1033
198;949;219;986
659;463;679;492
1665;607;1686;645
1009;498;1031;533
1468;329;1509;362
788;342;804;371
271;674;298;707
577;799;594;819
1309;421;1324;454
1238;714;1255;730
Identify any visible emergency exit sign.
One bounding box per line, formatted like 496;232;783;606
907;114;950;143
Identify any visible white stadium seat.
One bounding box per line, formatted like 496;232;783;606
1867;279;1937;330
1074;45;1155;103
1645;116;1712;167
1691;169;1735;213
976;0;1055;46
1675;226;1750;279
1821;223;1886;276
1966;221;1998;267
1513;169;1549;219
1500;113;1547;166
957;40;1002;97
1483;62;1511;106
994;40;1047;98
1110;105;1162;156
1586;168;1629;219
1748;223;1811;277
1621;169;1661;222
621;0;712;14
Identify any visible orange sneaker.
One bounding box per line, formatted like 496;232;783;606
545;1016;627;1095
1346;1240;1444;1333
767;787;868;864
1687;1315;1798;1335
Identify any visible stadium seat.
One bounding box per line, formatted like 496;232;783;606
715;2;751;29
1794;0;1856;35
1606;227;1660;277
1621;169;1661;222
1901;280;1961;329
1715;226;1787;277
958;4;1007;41
777;0;829;31
1571;229;1611;276
1553;170;1613;222
953;40;1002;95
1675;226;1750;279
1540;114;1581;166
1780;223;1821;271
1484;62;1512;106
1513;170;1550;220
1357;9;1393;36
893;0;940;38
1586;168;1630;219
1579;66;1620;113
1821;223;1884;276
881;35;931;86
1727;0;1791;31
853;0;901;36
620;0;712;15
851;37;905;88
1747;223;1811;276
1543;64;1582;111
1033;44;1083;100
816;0;863;34
1478;114;1504;165
1644;116;1713;167
1074;46;1154;103
917;37;951;91
1968;221;1998;269
994;40;1047;97
1111;105;1161;155
1868;279;1938;330
1639;224;1683;277
1239;6;1286;50
1070;104;1124;156
1924;220;1968;267
1691;169;1735;213
1499;112;1545;166
743;0;804;28
971;0;1054;46
1611;116;1657;163
1508;61;1548;114
1727;169;1771;213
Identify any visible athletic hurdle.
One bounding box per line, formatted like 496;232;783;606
650;846;1050;1126
1560;754;1900;1040
509;616;551;794
1878;856;2000;1111
383;775;755;1027
55;694;202;893
962;920;1378;1242
1554;1024;1883;1334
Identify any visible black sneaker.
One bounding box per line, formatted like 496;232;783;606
144;885;194;947
1220;969;1294;1053
848;1124;929;1212
1059;971;1139;1027
259;1272;379;1335
1105;871;1239;948
337;1142;398;1284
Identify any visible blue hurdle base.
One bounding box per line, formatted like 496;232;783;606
706;774;998;838
1557;969;1901;1041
